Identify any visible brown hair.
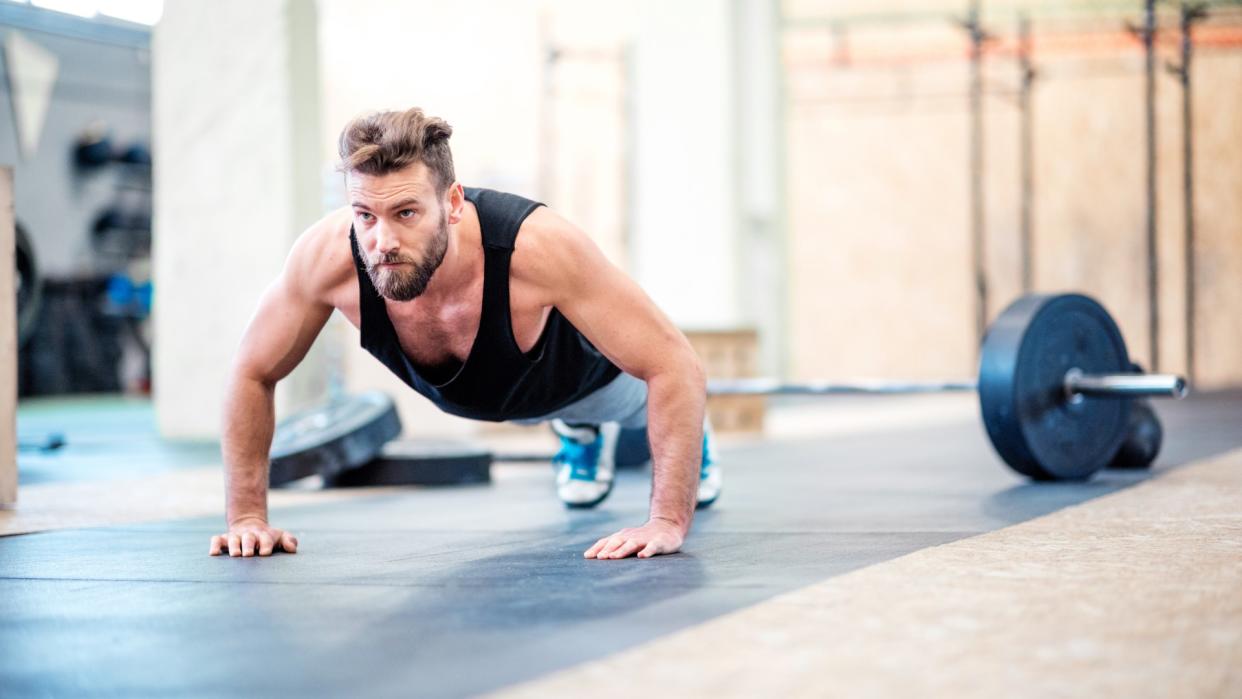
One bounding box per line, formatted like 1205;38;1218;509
337;108;456;193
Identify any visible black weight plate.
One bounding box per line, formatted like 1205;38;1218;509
269;392;402;486
979;293;1132;481
1107;400;1163;469
324;440;492;487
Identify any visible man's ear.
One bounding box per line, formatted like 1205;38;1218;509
446;182;465;224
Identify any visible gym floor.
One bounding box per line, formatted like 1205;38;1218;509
2;392;1240;697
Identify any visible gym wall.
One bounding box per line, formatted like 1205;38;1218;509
783;0;1242;389
313;0;750;437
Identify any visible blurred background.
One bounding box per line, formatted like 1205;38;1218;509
2;0;1240;443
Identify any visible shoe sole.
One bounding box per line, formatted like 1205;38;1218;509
695;492;720;510
561;480;614;509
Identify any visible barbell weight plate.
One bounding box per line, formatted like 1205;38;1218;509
269;391;402;486
324;439;492;487
1106;400;1163;470
979;293;1132;481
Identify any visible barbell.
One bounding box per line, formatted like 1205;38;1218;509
706;293;1186;480
269;292;1186;486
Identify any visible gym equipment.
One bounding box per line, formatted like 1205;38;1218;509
1107;400;1163;470
324;440;492;487
15;222;41;348
268;392;402;486
706;294;1185;480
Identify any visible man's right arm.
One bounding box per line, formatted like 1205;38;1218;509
209;228;337;557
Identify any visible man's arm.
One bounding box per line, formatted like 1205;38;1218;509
516;210;706;560
209;228;336;557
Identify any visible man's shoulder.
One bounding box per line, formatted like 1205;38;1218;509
510;206;605;291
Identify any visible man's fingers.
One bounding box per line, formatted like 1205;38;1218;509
607;540;644;559
584;537;609;559
279;531;298;554
209;535;224;556
257;532;276;557
241;532;257;557
637;541;662;558
596;537;625;558
228;534;241;557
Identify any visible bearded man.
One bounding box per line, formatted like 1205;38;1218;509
209;108;722;561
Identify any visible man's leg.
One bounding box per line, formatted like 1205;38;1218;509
520;372;721;509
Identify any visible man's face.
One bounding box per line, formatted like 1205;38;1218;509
348;163;452;301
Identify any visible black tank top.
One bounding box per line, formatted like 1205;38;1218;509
349;187;622;421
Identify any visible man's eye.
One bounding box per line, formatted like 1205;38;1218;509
398;209;415;219
358;212;374;222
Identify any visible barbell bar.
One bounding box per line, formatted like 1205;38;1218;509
707;372;1187;399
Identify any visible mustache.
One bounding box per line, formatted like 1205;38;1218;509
370;251;417;266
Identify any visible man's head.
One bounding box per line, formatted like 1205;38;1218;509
338;108;460;301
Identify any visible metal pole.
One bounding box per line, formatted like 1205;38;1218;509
967;2;988;343
707;378;978;396
1142;0;1160;371
708;371;1188;399
1063;369;1188;399
1018;13;1035;294
1178;2;1203;384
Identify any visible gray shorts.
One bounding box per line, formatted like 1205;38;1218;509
513;372;648;430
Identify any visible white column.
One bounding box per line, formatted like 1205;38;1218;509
151;0;325;439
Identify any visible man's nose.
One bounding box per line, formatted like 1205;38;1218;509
374;222;399;255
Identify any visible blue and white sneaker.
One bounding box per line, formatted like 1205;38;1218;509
697;421;722;509
552;420;619;508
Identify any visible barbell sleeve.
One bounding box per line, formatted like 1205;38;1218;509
1062;369;1189;399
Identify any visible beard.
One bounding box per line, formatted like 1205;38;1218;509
365;210;449;301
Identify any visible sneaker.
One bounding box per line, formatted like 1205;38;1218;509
696;421;722;509
552;420;619;508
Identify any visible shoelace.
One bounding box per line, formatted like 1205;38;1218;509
554;436;601;481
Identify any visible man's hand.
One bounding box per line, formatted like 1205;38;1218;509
209;517;298;557
584;517;685;560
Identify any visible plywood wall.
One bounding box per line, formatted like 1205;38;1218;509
783;4;1242;389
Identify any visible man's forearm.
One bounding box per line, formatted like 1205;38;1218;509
221;374;277;524
644;362;706;533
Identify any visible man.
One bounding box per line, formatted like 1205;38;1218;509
208;108;722;561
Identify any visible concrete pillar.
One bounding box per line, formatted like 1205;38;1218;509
151;0;326;439
1;167;15;506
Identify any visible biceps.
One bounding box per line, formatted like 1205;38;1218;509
233;275;332;385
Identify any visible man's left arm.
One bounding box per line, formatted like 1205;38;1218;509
516;210;706;559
